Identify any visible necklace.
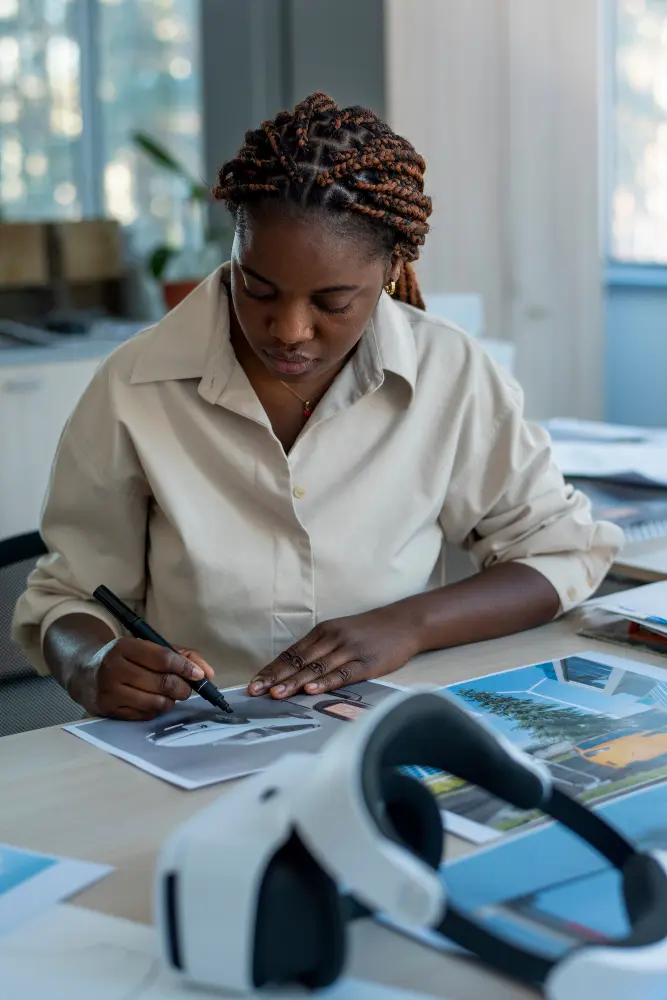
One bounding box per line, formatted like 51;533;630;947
279;381;316;419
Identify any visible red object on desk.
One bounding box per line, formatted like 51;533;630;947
628;621;667;646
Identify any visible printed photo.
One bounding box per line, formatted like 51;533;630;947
0;843;111;936
65;680;396;790
418;650;667;842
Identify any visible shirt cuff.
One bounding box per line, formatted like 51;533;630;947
514;553;606;617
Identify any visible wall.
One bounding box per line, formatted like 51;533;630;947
605;284;667;426
200;0;385;188
384;0;603;422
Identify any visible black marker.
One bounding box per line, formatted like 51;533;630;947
93;585;235;715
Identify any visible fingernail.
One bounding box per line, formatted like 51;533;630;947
305;682;320;693
273;684;286;696
191;666;205;680
250;681;264;694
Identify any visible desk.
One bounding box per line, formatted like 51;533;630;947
2;612;667;999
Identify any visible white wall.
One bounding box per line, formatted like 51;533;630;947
384;0;603;422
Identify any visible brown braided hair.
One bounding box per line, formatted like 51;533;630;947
213;92;432;310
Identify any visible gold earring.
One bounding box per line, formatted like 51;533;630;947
384;280;396;296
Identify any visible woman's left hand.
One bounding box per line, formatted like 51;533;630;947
248;608;421;699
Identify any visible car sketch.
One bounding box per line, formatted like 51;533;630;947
146;711;321;748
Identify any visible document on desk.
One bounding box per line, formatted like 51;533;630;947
550;439;667;487
63;680;400;790
0;842;111;936
408;649;667;844
589;579;667;636
541;417;667;444
0;903;440;999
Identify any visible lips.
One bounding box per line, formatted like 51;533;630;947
263;351;317;375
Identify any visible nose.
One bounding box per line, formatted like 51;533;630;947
267;298;314;348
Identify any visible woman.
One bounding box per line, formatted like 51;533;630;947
14;93;622;721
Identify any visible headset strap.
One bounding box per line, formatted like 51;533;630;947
434;787;638;984
547;787;635;869
436;902;554;985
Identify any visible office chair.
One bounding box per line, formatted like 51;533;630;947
0;531;84;738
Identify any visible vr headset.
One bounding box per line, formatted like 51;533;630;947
156;688;667;998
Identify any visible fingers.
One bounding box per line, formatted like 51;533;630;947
123;638;206;682
107;686;176;721
249;629;338;696
266;647;361;699
303;663;364;695
177;647;216;681
95;638;210;720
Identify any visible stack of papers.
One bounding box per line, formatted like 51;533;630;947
542;418;667;488
592;580;667;639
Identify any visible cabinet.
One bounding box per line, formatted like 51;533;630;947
0;356;101;539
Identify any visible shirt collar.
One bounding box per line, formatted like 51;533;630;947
129;264;417;403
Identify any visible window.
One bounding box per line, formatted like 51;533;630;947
609;0;667;264
0;0;202;254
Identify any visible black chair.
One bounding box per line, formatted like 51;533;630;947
0;532;85;738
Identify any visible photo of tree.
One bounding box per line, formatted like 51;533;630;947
419;650;667;842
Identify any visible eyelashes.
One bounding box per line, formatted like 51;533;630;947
243;287;353;316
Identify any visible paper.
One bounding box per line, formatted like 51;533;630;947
0;903;438;999
616;538;667;576
410;650;667;843
541;417;663;444
590;580;667;636
0;843;111;936
549;439;667;487
64;681;398;790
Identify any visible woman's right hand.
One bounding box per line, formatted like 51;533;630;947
77;637;215;721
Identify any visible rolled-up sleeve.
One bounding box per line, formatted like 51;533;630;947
12;366;150;675
439;369;624;614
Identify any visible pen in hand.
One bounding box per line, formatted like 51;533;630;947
92;585;234;715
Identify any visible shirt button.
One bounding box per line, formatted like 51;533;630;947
293;485;306;499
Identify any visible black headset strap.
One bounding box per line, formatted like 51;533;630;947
436;902;554;985
547;786;635;870
432;785;638;985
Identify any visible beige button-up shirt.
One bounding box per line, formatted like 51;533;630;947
14;267;623;681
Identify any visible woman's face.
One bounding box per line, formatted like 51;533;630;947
230;204;397;383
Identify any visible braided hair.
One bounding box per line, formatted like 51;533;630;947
213;92;432;310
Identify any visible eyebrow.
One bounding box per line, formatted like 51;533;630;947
241;265;360;294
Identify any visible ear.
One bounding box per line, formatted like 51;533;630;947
389;258;402;284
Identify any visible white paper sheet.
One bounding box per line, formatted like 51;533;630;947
0;843;111;936
542;417;666;444
550;439;667;487
0;903;440;999
588;579;667;636
64;681;399;791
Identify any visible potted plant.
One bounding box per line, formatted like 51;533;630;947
132;131;232;310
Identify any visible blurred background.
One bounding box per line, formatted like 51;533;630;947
1;0;667;540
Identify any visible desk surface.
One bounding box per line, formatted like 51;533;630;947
3;611;666;1000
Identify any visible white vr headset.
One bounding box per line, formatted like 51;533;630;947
155;688;667;999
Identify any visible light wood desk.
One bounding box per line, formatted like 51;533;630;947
2;611;666;1000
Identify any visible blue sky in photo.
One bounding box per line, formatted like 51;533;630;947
0;845;56;896
437;661;652;748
